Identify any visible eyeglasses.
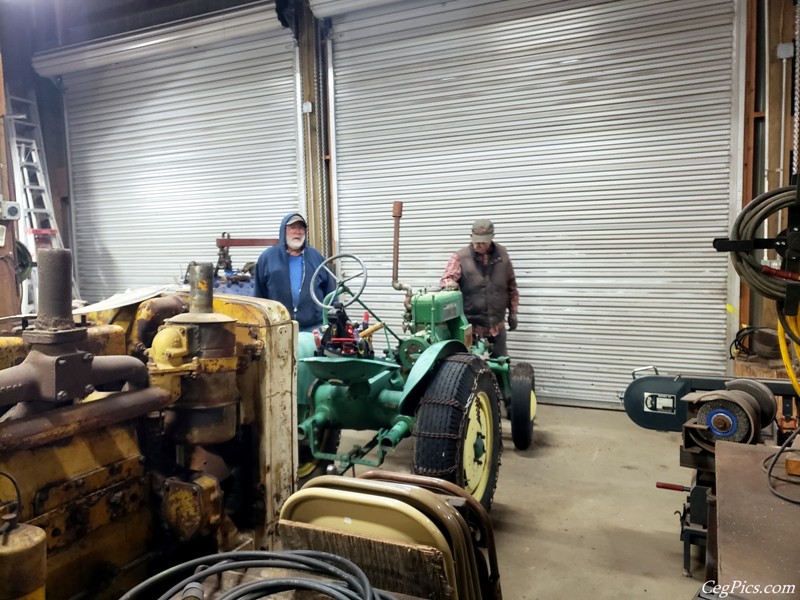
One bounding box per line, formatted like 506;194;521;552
286;223;306;231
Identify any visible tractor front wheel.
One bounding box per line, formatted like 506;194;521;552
297;426;341;485
412;353;502;511
510;362;536;450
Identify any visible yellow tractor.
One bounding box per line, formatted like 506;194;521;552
0;250;298;599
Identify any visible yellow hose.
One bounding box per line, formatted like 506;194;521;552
777;318;800;395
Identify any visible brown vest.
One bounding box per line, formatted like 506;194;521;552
456;243;512;328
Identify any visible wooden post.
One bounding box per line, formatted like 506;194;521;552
298;5;333;257
758;0;796;329
739;0;758;329
0;52;22;324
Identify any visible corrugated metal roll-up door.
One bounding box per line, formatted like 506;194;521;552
330;0;741;407
309;0;406;18
33;3;301;301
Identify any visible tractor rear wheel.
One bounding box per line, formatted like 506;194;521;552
412;353;502;511
510;362;536;450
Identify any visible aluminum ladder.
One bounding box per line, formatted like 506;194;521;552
6;92;79;311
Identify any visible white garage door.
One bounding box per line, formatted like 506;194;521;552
34;3;302;301
326;0;742;407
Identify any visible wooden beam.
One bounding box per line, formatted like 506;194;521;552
757;0;794;329
739;0;758;328
0;51;22;325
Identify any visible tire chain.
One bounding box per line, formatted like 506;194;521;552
416;393;466;411
412;390;463;441
411;371;470;444
413;354;503;479
415;464;459;477
448;353;505;401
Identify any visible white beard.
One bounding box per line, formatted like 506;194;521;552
287;235;306;251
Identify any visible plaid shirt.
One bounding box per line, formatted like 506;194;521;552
440;248;519;338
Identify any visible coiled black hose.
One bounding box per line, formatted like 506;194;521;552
729;185;797;301
118;550;396;600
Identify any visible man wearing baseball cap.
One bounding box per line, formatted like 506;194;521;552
440;218;519;357
254;212;336;332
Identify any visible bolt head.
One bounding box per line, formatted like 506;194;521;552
711;414;733;432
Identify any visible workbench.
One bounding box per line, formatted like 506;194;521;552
716;442;800;598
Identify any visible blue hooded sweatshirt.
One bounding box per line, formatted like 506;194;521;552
253;212;336;330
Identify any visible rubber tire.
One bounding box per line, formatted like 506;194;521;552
412;353;502;511
510;362;536;450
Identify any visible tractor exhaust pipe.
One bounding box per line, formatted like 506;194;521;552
391;201;402;289
36;249;74;330
390;201;412;307
186;262;215;314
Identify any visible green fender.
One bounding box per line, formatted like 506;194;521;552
398;339;467;414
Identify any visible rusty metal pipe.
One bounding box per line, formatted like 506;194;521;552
187;262;215;314
35;249;74;330
0;354;148;408
0;363;38;408
91;355;150;390
0;386;172;452
391;201;402;286
390;201;412;298
132;295;188;352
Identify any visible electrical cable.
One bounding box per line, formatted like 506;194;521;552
154;557;368;600
764;424;800;504
762;450;800;483
729;186;796;300
735;186;800;501
775;320;800;397
728;326;765;358
120;550;393;600
789;314;800;365
0;471;22;529
0;472;22;539
216;579;353;600
776;305;800;346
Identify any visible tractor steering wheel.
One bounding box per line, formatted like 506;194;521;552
310;253;369;310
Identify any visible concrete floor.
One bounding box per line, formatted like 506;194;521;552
345;403;704;600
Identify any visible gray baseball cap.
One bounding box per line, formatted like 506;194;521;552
471;218;495;243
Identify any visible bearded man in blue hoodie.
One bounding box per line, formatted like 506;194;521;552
254;213;337;332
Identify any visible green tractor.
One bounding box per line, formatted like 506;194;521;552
295;203;536;510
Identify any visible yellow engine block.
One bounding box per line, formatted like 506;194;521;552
0;254;298;599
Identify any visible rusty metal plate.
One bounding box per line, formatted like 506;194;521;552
32;456;144;516
0;425;141;513
81;324;127;357
0;336;28;370
29;476;147;551
161;475;222;541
